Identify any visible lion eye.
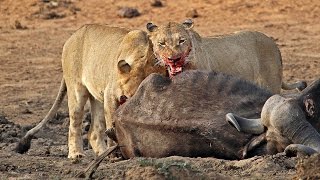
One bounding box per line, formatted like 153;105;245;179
158;42;166;47
179;39;186;44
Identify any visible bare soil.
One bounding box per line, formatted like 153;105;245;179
1;0;319;179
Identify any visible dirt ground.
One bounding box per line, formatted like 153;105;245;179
1;0;320;179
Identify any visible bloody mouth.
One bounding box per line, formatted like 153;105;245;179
162;48;191;78
165;58;185;78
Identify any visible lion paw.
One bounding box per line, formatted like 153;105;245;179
68;152;86;163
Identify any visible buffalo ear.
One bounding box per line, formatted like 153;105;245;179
304;98;315;117
118;60;131;73
146;22;158;32
182;19;194;29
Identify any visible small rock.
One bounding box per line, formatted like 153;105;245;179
43;12;66;19
151;0;163;7
118;7;140;18
50;1;59;7
0;115;10;124
14;20;28;30
70;6;81;14
4;124;12;130
21;108;33;114
186;9;199;18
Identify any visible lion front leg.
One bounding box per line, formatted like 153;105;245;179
104;93;118;148
88;97;108;157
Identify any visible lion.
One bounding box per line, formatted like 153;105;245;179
16;24;166;159
146;19;306;93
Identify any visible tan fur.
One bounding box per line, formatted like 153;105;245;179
147;21;286;93
18;24;164;160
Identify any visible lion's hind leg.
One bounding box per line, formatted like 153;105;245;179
67;83;89;159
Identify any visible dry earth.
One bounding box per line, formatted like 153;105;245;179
0;0;320;179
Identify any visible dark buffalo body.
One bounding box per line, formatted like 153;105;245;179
114;70;272;160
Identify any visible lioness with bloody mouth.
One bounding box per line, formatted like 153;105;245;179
146;19;306;93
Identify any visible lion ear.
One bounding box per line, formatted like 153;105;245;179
146;22;158;32
182;19;194;29
118;60;131;73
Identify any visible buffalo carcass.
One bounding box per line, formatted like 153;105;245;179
227;79;320;156
113;70;272;160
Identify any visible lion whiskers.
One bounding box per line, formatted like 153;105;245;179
154;58;164;66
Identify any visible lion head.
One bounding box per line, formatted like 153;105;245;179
146;19;194;77
117;30;166;100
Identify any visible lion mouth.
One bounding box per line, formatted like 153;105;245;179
161;48;191;78
165;56;185;77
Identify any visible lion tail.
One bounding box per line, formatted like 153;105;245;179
15;79;67;154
